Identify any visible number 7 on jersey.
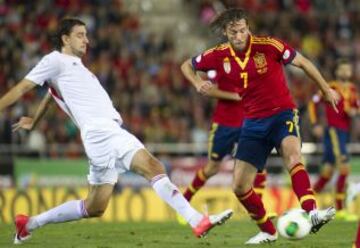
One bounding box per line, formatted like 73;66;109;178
240;72;248;88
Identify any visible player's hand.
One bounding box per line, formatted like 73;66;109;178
195;80;214;95
233;93;242;101
12;116;34;132
323;88;340;113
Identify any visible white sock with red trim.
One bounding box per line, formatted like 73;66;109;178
151;174;203;227
26;200;88;231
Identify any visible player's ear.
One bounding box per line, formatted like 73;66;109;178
61;34;70;46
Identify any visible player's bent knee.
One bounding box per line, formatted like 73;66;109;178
131;150;166;180
142;157;166;180
84;202;108;217
286;154;302;168
87;208;106;217
149;157;165;172
204;162;220;177
232;182;252;196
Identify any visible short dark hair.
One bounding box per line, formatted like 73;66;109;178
210;8;248;34
51;18;86;50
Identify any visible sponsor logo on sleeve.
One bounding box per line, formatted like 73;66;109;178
283;49;290;60
195;55;202;63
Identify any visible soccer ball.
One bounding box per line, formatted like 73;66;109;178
277;209;312;240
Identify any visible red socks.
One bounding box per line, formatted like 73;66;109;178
253;171;267;199
313;175;331;193
183;168;208;201
336;165;349;210
290;163;317;212
236;188;276;235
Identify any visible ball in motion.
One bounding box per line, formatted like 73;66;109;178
277;208;312;240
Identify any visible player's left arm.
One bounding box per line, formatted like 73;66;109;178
12;91;52;132
206;86;241;101
290;52;340;112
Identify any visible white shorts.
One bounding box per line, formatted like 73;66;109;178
81;119;145;185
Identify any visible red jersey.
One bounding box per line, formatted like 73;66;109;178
192;44;244;127
308;81;359;131
193;35;297;119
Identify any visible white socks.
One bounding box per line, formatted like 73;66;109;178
151;174;203;228
26;200;88;232
25;176;203;231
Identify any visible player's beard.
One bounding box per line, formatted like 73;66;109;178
72;46;86;58
231;40;247;51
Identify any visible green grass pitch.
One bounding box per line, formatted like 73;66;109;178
0;220;357;247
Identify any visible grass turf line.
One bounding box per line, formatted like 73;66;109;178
0;220;357;248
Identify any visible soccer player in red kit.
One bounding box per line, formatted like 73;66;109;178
180;50;273;227
309;59;359;221
182;8;339;244
180;68;269;205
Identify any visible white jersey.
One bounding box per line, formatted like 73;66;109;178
25;51;121;129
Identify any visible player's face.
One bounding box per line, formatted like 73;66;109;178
336;63;353;81
224;19;250;51
67;25;89;57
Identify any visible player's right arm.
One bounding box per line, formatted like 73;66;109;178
181;58;214;95
1;51;60;118
291;53;340;112
1;52;58;109
206;85;241;101
0;79;37;112
12;92;52;132
181;50;240;101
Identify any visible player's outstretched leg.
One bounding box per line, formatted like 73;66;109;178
14;215;32;244
289;163;336;233
132;149;233;238
151;173;233;238
192;209;233;238
14;183;114;244
14;199;90;244
309;207;336;233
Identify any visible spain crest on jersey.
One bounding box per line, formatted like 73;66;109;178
223;57;231;74
253;52;267;74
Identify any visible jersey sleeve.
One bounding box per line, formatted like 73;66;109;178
25;52;61;86
191;47;218;71
267;37;297;65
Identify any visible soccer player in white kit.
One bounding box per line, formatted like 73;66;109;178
0;18;233;244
